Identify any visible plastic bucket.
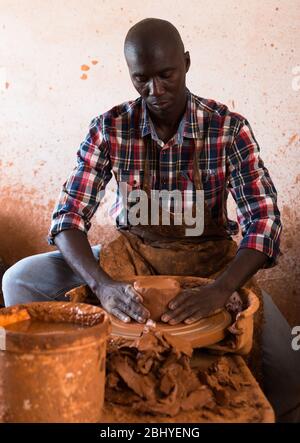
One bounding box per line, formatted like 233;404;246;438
0;302;110;423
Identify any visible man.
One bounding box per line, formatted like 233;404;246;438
2;18;299;421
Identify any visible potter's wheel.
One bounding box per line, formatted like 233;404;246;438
110;275;232;349
110;311;231;348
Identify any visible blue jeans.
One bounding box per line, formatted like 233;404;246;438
2;247;300;422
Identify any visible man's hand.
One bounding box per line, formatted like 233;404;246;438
96;281;150;324
160;248;269;325
54;230;150;324
161;282;231;325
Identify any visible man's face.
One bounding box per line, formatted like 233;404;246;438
125;44;190;118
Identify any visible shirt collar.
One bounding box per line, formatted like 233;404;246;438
139;89;203;143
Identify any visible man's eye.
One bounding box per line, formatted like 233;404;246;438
135;75;147;82
160;71;173;79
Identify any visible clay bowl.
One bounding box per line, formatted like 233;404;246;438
133;277;181;322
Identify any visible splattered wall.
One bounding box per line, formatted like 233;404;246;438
0;0;299;324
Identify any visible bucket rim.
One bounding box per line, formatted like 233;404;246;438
0;301;111;351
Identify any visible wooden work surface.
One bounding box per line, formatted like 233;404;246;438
101;351;275;423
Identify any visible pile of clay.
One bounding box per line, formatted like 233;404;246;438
106;328;214;416
105;327;271;421
106;327;217;417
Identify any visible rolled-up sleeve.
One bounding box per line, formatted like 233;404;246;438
226;119;282;267
48;116;112;244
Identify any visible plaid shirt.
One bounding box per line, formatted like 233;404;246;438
49;90;282;266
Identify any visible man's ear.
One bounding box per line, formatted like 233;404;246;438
184;51;191;73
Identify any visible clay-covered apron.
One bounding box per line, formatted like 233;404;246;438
99;135;264;384
100;136;237;279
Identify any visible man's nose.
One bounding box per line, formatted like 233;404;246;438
148;77;165;97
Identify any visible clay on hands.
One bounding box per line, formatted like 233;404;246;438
133;277;243;324
133;277;181;322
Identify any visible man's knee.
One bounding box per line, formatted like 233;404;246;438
2;245;101;307
2;253;55;306
261;290;300;421
2;259;29;306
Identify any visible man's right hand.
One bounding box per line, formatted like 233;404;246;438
96;281;150;323
54;230;150;324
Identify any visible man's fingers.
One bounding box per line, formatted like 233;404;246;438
184;311;206;324
110;307;131;323
117;299;150;323
184;306;223;324
167;307;195;325
124;284;144;303
167;290;192;310
161;302;196;325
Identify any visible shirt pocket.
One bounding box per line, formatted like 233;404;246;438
114;169;144;191
178;168;221;189
177;170;195;192
200;168;225;191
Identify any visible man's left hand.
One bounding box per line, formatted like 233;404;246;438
161;283;232;325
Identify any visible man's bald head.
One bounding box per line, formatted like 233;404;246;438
124;18;190;124
124;18;185;60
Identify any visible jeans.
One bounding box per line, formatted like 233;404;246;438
2;246;300;422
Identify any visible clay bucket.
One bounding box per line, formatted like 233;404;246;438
0;302;110;423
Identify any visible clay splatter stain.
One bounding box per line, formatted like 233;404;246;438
81;64;90;71
91;60;98;65
288;134;299;145
80;73;88;80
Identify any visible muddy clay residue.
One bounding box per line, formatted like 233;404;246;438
288;133;299;146
106;328;213;417
0;302;108;329
4;319;89;334
23;302;106;327
105;327;273;421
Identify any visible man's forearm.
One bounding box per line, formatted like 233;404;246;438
214;248;268;293
54;229;113;293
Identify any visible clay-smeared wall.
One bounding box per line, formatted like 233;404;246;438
0;0;299;324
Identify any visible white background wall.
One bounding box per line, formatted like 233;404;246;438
0;0;299;323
